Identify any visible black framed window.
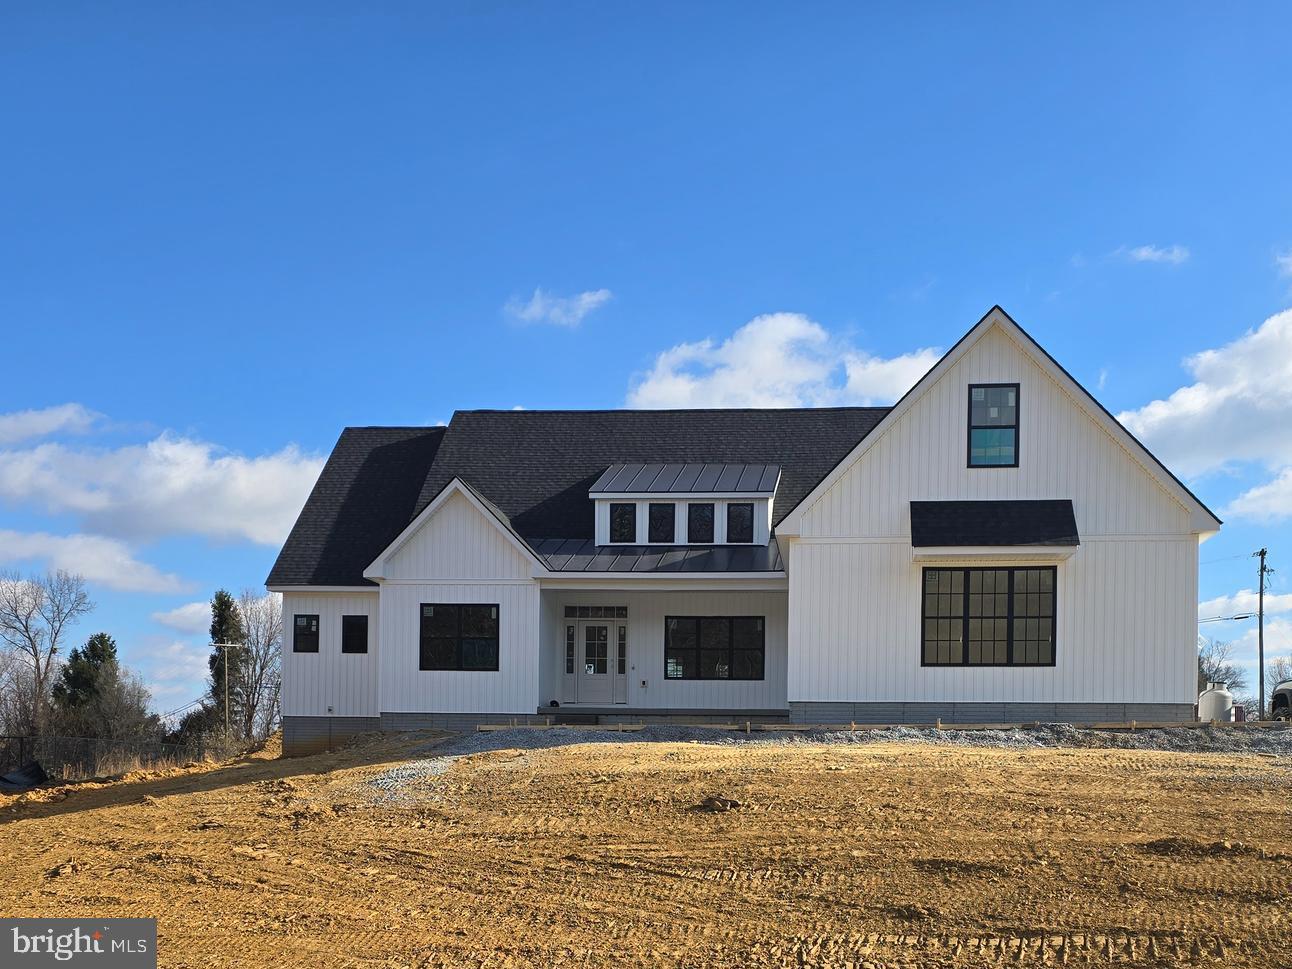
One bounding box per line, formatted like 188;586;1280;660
665;616;765;680
419;603;500;671
292;614;319;653
968;383;1019;467
609;503;636;543
921;567;1055;666
648;502;675;543
341;614;368;654
687;503;714;543
726;503;754;543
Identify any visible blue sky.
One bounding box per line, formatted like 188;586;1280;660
2;3;1291;712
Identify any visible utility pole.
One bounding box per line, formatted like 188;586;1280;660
1256;549;1271;719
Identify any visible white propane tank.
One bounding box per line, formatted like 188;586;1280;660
1198;681;1235;723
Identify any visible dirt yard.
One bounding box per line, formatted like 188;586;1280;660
1;730;1289;967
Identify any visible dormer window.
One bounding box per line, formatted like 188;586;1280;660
590;463;779;546
726;503;754;543
968;383;1019;467
610;503;636;543
687;503;714;543
648;503;675;543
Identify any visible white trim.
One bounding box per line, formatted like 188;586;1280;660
775;307;1220;537
268;585;378;594
378;577;536;586
362;477;543;580
539;576;787;592
911;545;1078;563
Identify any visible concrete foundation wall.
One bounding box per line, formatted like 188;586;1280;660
789;701;1196;724
282;715;382;756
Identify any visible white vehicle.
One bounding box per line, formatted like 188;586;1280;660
1272;680;1292;721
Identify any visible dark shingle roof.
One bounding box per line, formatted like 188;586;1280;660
268;408;887;586
910;500;1079;547
266;427;447;586
414;408;888;540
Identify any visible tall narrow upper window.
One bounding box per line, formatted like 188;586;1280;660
648;502;675;543
968;383;1019;467
609;503;636;543
687;503;714;543
726;503;754;543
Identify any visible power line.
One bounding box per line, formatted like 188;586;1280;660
1200;553;1251;566
1197;614;1254;624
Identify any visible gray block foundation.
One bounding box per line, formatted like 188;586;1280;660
788;701;1195;724
282;716;382;756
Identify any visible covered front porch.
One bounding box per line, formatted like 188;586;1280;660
536;584;789;718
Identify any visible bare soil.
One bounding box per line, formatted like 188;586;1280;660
1;731;1289;967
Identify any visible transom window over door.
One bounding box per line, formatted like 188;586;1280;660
921;567;1055;666
968;383;1019;467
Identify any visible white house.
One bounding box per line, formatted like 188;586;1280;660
267;307;1219;754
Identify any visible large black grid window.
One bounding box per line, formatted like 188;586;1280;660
921;567;1055;666
419;604;500;671
665;616;765;680
968;383;1019;467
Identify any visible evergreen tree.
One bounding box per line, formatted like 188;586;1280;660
52;632;118;710
207;590;248;735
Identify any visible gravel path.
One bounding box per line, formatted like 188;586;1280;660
366;721;1292;800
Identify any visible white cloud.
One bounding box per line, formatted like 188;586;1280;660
152;600;211;635
1225;469;1292;522
1276;250;1292;278
1199;588;1292;619
0;529;190;593
504;287;612;327
0;403;100;445
138;646;209;692
0;433;324;545
627;312;940;409
1116;244;1190;265
1118;309;1292;485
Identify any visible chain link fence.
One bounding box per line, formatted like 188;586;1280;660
0;734;207;782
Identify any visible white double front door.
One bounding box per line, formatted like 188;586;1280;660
574;619;627;704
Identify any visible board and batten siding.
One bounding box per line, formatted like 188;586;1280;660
383;491;533;581
541;589;788;710
789;323;1201;706
281;592;380;717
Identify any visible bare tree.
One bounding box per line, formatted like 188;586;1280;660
0;570;93;735
1197;637;1247;693
237;590;282;740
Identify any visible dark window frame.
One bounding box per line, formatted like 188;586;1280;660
648;502;676;544
292;614;319;653
341;614;369;654
664;615;765;681
967;382;1020;469
609;502;637;543
687;502;715;543
725;502;755;544
920;566;1056;667
418;603;501;672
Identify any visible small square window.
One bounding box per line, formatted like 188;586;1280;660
293;614;319;653
341;615;368;654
